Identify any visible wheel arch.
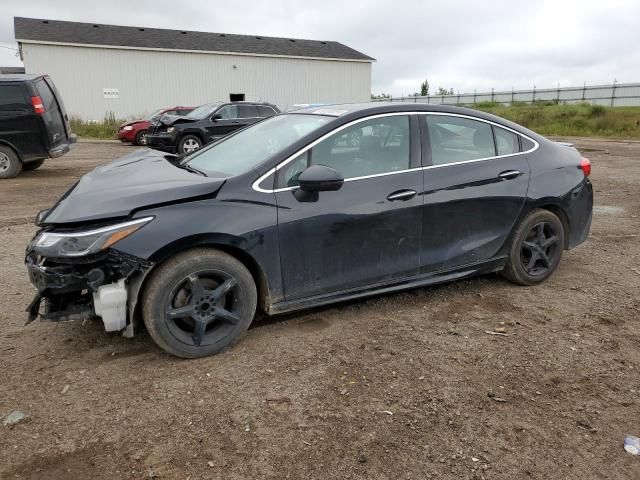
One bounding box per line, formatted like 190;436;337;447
177;130;205;144
145;234;271;313
0;140;22;161
517;201;571;249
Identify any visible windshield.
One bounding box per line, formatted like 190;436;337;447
185;114;333;177
186;103;221;119
145;109;164;120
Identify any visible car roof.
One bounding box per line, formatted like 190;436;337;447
0;74;44;82
288;101;545;141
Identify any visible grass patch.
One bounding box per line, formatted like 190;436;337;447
471;103;640;139
70;112;125;140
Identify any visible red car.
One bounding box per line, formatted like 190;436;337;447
118;106;194;146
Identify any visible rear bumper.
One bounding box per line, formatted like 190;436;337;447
566;178;593;249
48;134;76;158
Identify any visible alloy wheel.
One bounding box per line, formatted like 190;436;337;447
0;152;9;173
165;270;241;347
183;139;201;154
520;222;560;277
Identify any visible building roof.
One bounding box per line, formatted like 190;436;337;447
0;66;25;74
14;17;374;62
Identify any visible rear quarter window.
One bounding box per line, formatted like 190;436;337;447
0;84;28;111
521;137;536;151
258;106;277;118
494;127;520;155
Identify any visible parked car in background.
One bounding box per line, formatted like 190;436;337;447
0;74;75;179
25;103;592;358
117;106;194;146
146;101;279;155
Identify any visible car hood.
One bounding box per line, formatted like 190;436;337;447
43;149;226;225
153;114;198;128
119;119;147;128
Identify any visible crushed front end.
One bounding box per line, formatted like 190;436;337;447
25;216;155;336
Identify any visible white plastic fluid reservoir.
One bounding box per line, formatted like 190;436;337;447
93;279;128;332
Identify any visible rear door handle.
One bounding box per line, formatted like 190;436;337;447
387;189;417;201
498;170;521;180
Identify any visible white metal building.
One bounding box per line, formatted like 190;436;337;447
14;17;374;120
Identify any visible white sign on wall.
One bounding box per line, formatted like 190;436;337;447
103;88;120;99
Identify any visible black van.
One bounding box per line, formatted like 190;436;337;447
0;74;76;178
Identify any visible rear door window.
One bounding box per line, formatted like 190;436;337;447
426;115;496;165
0;85;28;111
238;105;259;118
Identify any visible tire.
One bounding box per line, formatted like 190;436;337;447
178;135;202;155
0;145;22;179
22;159;45;171
135;130;148;146
142;248;257;358
502;209;565;286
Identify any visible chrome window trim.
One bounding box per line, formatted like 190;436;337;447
251;111;540;194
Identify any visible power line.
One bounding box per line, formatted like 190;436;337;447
0;45;18;51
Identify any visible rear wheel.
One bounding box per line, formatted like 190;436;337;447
0;146;21;179
142;248;257;358
178;135;202;155
135;130;148;146
22;159;45;171
502;209;564;285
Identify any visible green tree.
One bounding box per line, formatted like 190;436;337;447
420;78;430;97
435;87;455;96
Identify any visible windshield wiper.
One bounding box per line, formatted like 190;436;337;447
177;163;208;177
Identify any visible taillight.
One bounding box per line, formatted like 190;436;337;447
31;96;45;115
580;157;591;177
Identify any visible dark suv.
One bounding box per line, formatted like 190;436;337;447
0;74;75;178
146;101;279;155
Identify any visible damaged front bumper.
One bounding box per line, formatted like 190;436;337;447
25;249;153;337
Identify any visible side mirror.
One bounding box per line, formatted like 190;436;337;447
211;113;222;122
297;165;344;192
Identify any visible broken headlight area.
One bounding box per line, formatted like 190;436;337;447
25;249;153;333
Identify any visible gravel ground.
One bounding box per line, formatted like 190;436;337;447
1;139;639;479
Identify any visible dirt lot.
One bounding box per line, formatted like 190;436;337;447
1;139;639;480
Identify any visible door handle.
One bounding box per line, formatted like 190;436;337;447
498;170;521;180
386;189;417;201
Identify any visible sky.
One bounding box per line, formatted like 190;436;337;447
1;0;639;96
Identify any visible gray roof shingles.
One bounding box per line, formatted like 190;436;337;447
14;17;374;62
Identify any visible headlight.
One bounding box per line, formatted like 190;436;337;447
123;125;134;131
166;127;175;133
31;217;153;257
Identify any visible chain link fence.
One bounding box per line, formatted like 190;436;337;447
375;82;640;107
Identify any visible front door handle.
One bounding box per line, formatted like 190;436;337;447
498;170;521;180
387;189;417;201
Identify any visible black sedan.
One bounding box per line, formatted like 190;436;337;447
26;103;592;358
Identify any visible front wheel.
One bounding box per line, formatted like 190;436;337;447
178;135;202;155
135;130;148;146
502;209;565;285
142;249;257;358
